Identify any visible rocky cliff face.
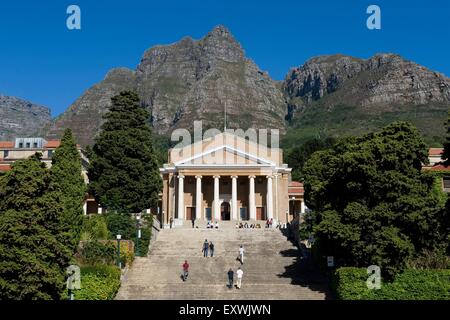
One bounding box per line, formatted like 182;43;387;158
0;95;51;140
45;28;450;147
47;26;286;146
284;53;450;118
283;54;450;144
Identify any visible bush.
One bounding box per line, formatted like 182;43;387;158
74;265;121;300
77;240;134;268
105;212;135;240
407;247;450;269
136;214;152;256
333;267;450;300
80;215;109;241
118;240;135;267
78;240;116;265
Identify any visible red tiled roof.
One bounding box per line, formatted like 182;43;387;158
0;141;14;148
288;181;304;195
44;140;61;148
289;181;304;187
0;164;11;172
429;148;444;156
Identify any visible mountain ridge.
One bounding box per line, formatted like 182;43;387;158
2;26;450;147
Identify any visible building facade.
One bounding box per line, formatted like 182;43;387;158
159;132;304;227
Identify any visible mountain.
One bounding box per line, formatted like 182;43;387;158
0;95;51;140
44;26;450;148
282;53;450;145
47;25;286;146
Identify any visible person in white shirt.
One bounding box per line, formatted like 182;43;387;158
238;245;244;265
236;267;243;289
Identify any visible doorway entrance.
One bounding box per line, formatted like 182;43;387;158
186;207;195;220
221;202;230;220
256;207;266;220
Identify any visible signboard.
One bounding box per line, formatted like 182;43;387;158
327;256;334;267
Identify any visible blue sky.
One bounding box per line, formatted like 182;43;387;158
0;0;449;117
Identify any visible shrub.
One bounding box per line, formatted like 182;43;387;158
74;265;121;300
407;247;450;270
118;240;135;267
333;267;450;300
105;212;135;240
80;215;109;241
78;240;116;265
136;214;152;256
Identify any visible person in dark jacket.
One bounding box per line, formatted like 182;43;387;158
209;242;215;257
227;268;234;289
202;239;209;257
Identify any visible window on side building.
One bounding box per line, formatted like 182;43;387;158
443;176;450;192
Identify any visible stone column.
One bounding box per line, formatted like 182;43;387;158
213;175;220;220
177;174;185;220
300;199;306;214
266;175;273;219
249;175;256;220
195;175;202;220
231;175;238;220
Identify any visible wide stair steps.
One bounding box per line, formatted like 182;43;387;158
116;227;331;300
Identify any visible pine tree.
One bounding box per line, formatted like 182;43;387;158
51;128;86;253
0;154;71;299
88;91;162;213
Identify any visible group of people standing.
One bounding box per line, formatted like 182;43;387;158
181;242;246;289
202;239;215;257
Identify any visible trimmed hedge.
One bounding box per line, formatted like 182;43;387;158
74;265;121;300
332;267;450;300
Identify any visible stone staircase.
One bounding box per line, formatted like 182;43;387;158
115;224;331;300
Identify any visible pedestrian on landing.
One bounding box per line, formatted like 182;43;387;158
269;218;273;228
238;245;245;264
202;239;209;257
170;217;173;229
236;267;243;289
191;216;195;228
227;268;234;289
182;260;189;281
209;241;215;257
215;221;219;229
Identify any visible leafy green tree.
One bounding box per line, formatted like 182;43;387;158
285;136;336;181
303;122;449;279
51;128;86;253
105;212;135;240
0;154;71;299
88;91;162;213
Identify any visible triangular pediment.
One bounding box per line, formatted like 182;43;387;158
175;145;275;166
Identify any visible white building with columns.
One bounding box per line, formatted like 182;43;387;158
159;132;302;226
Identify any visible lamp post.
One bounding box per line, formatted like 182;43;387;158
136;214;141;257
116;234;122;269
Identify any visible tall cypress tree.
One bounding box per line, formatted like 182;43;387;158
51;128;86;252
0;154;71;299
88;90;162;213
